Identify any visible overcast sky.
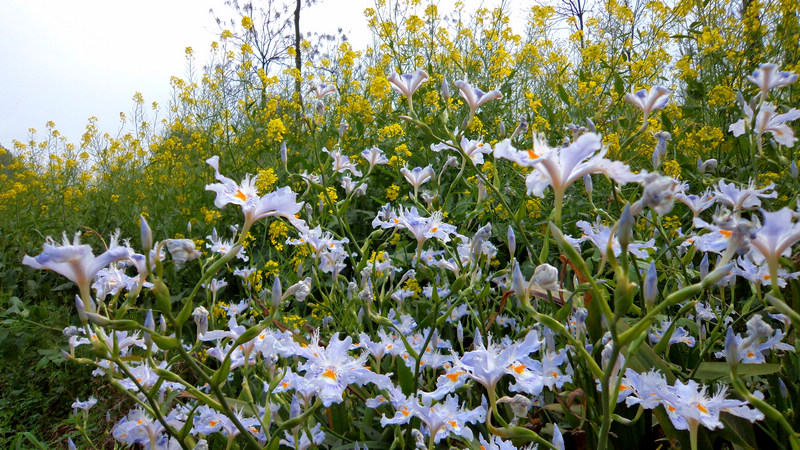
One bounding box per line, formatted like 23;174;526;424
0;0;522;148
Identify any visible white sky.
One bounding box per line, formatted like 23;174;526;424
0;0;523;148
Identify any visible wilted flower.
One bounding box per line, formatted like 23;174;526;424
165;239;202;267
654;131;671;159
567;123;588;142
285;277;312;302
532;263;559;291
193;306;209;337
511;115;528;140
697;157;718;174
633;172;678;216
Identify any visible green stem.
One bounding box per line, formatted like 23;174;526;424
729;369;800;448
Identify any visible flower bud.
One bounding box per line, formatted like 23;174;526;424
724;327;739;371
584;174;593;196
75;295;88;323
280;142;288;167
140;215;153;251
643;260;658;309
652;146;661;169
271;276;282;309
699;253;709;279
636;173;677;216
585;117;596;133
144;309;154;350
507;225;516;256
616;204;634;248
85;312;110;326
778;378;788;399
512;261;528;302
440;78;450;101
553;424;565;450
703;262;734;286
792;160;798;179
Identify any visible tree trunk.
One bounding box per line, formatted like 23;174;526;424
294;0;302;104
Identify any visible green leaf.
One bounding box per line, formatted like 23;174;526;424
613;73;625;98
694;362;781;381
557;84;570;106
329;401;351;434
5;297;26;316
717;413;758;448
626;338;676;383
660;111;673;134
396;356;414;395
52;281;75;292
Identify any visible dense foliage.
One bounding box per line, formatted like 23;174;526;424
1;0;799;448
